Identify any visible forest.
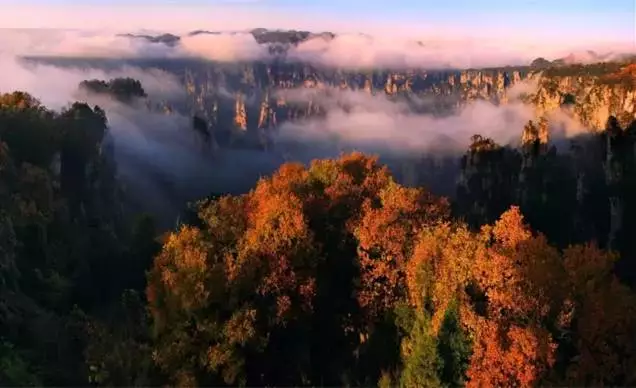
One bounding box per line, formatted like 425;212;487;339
1;85;636;387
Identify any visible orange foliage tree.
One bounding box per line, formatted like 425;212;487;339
146;152;449;386
560;244;636;385
148;151;636;387
404;205;636;387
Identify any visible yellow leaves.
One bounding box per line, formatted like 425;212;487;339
199;309;260;385
298;278;316;306
356;182;445;255
404;205;605;386
314;152;392;208
163;226;208;274
407;224;466;329
414;224;480;333
205;345;232;373
466;320;556;388
351;176;450;313
149;226;210;315
453;207;566;386
147;152;636;386
405;229;437;311
491;206;532;249
276;295;292;321
223;309;257;346
244;192;308;257
458;206;636;386
472;206;568;324
336;152;385;185
263;162;308;193
307;158;340;187
198;195;248;245
173;370;198;388
258;255;297;295
475;237;564;323
353;182;449;318
0;92;41;110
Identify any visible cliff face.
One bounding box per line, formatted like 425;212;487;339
182;63;529;148
529;63;636;129
31;55;635;150
181;60;636;150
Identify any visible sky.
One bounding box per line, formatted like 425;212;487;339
0;0;634;47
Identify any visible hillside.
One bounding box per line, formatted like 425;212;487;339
2;88;636;385
3;0;636;382
26;55;635;155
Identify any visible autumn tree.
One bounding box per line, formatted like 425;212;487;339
401;205;636;387
559;244;636;385
147;152;450;386
3;83;635;387
402;222;477;387
463;207;565;387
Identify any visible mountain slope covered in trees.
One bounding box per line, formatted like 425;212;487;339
1;58;636;386
0;91;160;385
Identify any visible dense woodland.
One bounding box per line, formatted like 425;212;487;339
2;79;636;387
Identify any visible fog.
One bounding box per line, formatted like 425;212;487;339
97;97;284;225
180;33;271;63
287;34;535;69
0;29;174;59
179;32;539;69
275;85;591;158
4;28;632;70
277;88;533;155
0;27;598;225
0;56;183;109
0;41;282;225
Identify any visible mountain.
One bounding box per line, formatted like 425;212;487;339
116;32;181;46
181;64;528;151
118;30;634;69
25;54;636;152
123;28;336;47
251;28;336;45
529;57;553;69
530;62;636;128
251;28;310;45
530;50;636;69
6;33;636;388
177;60;636;149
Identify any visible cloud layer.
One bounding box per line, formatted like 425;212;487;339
0;32;276;224
0;27;603;224
3;28;633;70
275;87;537;157
286;34;536;69
0;57;183;110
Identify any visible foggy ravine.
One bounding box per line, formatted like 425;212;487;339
0;28;597;226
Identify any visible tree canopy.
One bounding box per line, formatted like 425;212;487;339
79;78;147;103
1;88;636;387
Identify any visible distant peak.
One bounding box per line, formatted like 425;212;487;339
117;32;181;46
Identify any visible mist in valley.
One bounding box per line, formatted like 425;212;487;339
0;28;597;226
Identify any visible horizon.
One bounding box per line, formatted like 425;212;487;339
2;0;634;49
0;1;634;74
